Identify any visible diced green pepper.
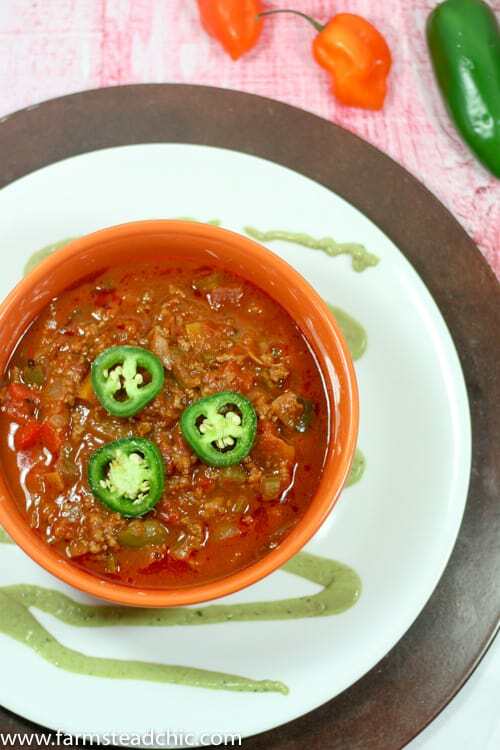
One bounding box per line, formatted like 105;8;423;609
261;475;282;500
118;519;168;547
295;398;314;433
23;361;45;386
219;465;247;483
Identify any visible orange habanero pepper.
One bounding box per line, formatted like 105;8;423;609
197;0;264;61
260;10;392;110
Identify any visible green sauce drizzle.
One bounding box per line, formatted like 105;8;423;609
244;227;379;272
0;589;287;695
326;306;367;486
0;549;359;694
23;238;77;277
2;552;360;628
328;305;367;361
346;449;366;487
174;217;222;226
22;221;222;279
0;528;12;545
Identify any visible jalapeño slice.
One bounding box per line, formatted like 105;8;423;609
88;437;165;517
180;391;257;467
91;346;164;418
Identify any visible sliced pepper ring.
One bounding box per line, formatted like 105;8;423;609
88;437;165;517
91;346;164;418
181;391;257;467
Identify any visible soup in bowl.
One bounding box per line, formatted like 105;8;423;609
0;221;358;606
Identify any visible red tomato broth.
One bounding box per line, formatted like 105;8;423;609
0;263;329;589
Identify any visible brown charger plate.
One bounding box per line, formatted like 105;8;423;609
0;85;498;749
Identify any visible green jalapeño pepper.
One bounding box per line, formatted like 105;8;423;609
427;0;500;177
92;346;164;418
88;437;165;517
180;391;257;467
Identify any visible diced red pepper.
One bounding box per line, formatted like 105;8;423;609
14;421;43;450
40;423;62;455
8;383;34;402
92;288;119;309
2;384;37;423
14;419;61;455
195;474;215;491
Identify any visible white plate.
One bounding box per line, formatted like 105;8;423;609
0;145;471;745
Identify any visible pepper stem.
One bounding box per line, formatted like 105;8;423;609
257;9;324;33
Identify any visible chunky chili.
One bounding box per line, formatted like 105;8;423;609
0;263;329;588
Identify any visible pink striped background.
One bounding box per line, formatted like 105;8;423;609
0;0;498;276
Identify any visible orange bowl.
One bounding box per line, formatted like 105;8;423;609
0;221;358;607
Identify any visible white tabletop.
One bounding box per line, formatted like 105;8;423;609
407;633;500;749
